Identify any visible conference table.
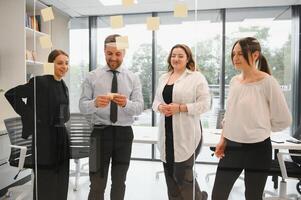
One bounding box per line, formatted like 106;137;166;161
132;126;301;150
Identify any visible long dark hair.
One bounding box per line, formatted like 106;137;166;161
167;44;196;72
48;49;69;63
231;37;271;75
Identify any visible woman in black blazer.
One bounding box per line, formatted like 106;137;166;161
5;49;70;200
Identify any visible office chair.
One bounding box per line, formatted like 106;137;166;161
290;149;301;195
263;152;301;199
264;126;301;199
215;109;225;130
4;117;33;200
67;113;92;191
290;125;301;195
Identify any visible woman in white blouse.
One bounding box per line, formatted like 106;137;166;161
211;37;292;200
152;44;211;200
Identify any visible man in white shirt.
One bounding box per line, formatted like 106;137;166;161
79;34;144;200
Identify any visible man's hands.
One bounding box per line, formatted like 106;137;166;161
94;93;127;108
112;94;127;107
94;95;110;108
158;103;180;117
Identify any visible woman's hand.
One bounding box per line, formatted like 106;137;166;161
159;103;180;117
168;103;181;116
158;104;171;116
215;137;226;158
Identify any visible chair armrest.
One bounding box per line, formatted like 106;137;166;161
277;152;301;179
10;145;27;171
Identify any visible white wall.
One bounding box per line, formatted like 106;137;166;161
0;2;70;130
0;0;32;192
0;0;26;131
51;7;71;86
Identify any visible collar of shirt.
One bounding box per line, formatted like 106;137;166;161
164;68;194;83
103;64;125;73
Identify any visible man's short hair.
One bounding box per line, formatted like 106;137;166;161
104;34;121;49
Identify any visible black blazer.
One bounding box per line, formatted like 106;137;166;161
5;75;70;166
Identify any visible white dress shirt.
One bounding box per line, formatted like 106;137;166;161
223;75;292;143
79;65;144;126
152;69;211;162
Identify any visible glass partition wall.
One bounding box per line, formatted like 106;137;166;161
28;3;292;199
69;1;210;199
0;0;296;199
67;5;296;199
30;0;70;199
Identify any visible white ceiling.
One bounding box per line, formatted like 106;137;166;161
40;0;301;17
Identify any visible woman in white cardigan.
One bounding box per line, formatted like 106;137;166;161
152;44;211;200
212;37;292;200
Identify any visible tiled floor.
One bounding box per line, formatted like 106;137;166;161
67;159;300;200
1;158;300;200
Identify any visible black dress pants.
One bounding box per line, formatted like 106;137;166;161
163;138;204;200
88;125;133;200
34;159;70;200
212;137;272;200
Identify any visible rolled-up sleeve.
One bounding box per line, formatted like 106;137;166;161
79;77;97;114
152;75;165;113
123;75;144;116
152;92;161;113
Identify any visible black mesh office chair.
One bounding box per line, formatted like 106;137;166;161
264;126;301;199
67;113;92;191
215;109;225;130
290;125;301;195
4;117;33;199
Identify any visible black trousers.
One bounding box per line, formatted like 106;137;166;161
212;137;272;200
163;138;203;200
88;125;133;200
33;159;70;200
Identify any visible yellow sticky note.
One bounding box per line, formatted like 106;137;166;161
43;63;54;75
146;17;160;31
110;15;124;29
122;0;134;6
116;36;129;50
41;7;54;22
39;35;52;49
174;4;188;18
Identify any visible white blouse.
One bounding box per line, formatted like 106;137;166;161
152;69;211;162
223;75;292;143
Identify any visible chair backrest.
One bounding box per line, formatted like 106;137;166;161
290;125;301;165
209;109;226;152
4;117;32;168
66;113;92;159
216;109;225;129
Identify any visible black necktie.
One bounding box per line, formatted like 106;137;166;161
110;70;118;123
